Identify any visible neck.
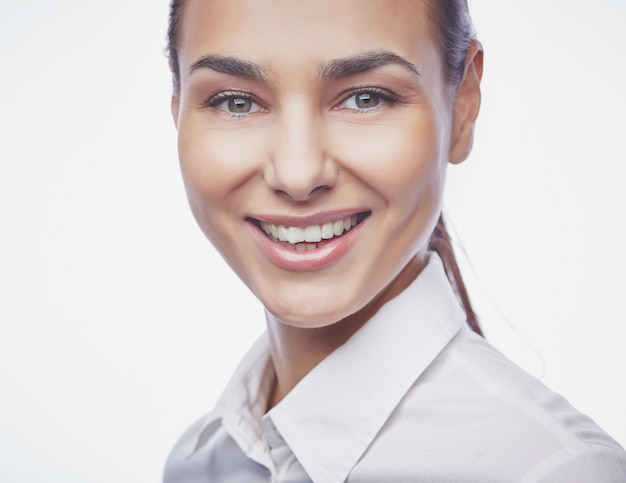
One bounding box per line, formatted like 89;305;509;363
265;253;427;410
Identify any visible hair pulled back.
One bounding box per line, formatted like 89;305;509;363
165;0;482;336
421;0;483;336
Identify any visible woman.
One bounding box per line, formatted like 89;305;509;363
163;0;626;481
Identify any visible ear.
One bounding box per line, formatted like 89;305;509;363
171;94;180;128
449;40;483;165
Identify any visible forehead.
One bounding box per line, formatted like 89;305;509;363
177;0;438;78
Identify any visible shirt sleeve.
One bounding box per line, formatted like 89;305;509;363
521;445;626;483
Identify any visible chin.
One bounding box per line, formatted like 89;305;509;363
263;299;355;329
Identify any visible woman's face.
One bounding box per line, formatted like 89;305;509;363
173;0;478;328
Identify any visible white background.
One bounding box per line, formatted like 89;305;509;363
1;1;625;482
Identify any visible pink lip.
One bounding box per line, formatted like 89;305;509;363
247;211;369;272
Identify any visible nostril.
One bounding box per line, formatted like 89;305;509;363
271;184;331;202
308;185;331;197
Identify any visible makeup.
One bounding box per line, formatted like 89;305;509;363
248;211;370;271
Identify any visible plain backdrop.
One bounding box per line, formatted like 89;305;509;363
1;1;625;482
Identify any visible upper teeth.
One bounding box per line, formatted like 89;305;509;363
261;215;358;244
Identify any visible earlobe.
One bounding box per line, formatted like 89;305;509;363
449;40;483;165
171;95;180;128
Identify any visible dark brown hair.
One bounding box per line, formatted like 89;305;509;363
166;0;184;93
165;0;482;336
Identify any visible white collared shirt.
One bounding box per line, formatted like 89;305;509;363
164;255;626;482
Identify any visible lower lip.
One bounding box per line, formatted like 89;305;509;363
249;219;367;272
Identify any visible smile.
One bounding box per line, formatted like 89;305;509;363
257;212;370;251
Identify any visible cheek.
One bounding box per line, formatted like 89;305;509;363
176;118;267;248
331;113;446;208
177;121;264;210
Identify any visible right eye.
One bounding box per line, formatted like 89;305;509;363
203;91;265;117
221;96;257;114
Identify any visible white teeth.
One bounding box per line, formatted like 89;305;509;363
277;225;289;242
259;214;366;249
321;222;335;239
304;225;322;242
287;226;305;244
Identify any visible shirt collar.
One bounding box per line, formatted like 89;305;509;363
267;252;465;482
191;253;465;481
191;334;275;467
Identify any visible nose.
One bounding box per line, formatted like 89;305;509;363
264;104;337;201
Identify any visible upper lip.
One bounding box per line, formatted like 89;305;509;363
248;209;371;227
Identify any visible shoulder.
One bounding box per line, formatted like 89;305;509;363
452;330;626;480
163;412;221;483
354;327;626;481
520;444;626;482
445;329;621;450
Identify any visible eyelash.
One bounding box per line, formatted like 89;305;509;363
200;86;402;116
201;90;264;117
337;86;401;111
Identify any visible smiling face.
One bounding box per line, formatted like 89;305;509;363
172;0;480;328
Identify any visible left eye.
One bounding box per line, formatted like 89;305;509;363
342;92;381;110
338;89;400;111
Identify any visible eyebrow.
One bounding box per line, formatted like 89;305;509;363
188;55;267;81
187;50;420;83
318;50;421;81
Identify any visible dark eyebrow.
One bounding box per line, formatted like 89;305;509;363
188;55;267;81
318;50;421;81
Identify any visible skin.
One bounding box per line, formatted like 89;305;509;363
172;0;482;407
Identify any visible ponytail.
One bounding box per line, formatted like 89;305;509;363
429;215;483;336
